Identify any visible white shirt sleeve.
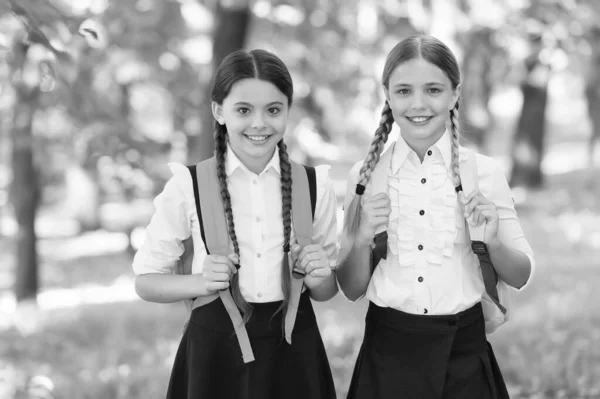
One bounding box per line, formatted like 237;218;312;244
132;166;193;275
480;157;536;291
312;165;339;268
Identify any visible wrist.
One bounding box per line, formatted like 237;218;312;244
355;231;374;248
486;237;502;251
193;273;211;296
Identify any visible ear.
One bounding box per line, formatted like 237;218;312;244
449;83;461;110
383;85;391;103
211;101;225;125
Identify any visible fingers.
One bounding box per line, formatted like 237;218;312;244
204;255;237;282
206;281;230;292
298;251;326;271
364;192;390;204
306;265;332;278
461;192;493;216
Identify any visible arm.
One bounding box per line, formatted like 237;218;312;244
487;238;531;289
336;163;391;301
336;236;373;301
299;165;339;301
461;162;535;290
135;273;213;303
132;166;236;303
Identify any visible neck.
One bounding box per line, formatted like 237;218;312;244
234;148;276;175
402;129;445;162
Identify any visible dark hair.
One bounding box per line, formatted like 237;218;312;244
211;49;294;323
344;35;462;236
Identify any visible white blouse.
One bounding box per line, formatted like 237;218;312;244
133;145;339;302
343;132;535;315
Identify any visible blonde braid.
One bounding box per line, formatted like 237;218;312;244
449;102;462;190
343;102;394;237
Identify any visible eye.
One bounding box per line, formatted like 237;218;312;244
237;107;250;115
268;107;281;115
396;88;410;95
428;88;442;94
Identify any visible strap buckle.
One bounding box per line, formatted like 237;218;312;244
471;240;488;255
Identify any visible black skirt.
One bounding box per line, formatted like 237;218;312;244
347;302;509;399
166;291;336;399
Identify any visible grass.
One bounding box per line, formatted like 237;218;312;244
1;167;599;399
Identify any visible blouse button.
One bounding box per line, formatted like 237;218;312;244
421;178;426;184
257;253;262;258
257;292;263;298
418;244;423;251
256;217;261;222
427;150;432;156
419;210;425;216
253;179;258;185
418;276;424;282
424;308;428;314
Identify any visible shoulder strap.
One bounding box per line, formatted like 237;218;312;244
290;161;314;247
186;165;208;254
302;165;317;220
188;158;255;363
367;144;395;269
458;150;506;315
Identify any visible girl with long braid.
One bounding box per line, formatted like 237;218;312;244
133;49;338;399
337;35;535;399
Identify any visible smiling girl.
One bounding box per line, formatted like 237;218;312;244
337;35;535;399
133;49;338;399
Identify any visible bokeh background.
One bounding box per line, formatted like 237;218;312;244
0;0;599;398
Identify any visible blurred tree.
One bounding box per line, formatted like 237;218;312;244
509;0;578;187
3;0;77;301
190;0;251;163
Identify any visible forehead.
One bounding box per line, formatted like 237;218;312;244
388;58;452;86
224;78;288;106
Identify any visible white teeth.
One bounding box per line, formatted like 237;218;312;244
408;116;430;123
247;135;268;142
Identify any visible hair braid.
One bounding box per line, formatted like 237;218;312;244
343;101;394;238
448;102;461;189
271;140;293;325
214;123;253;322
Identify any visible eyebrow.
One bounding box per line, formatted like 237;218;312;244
233;101;285;107
392;82;445;88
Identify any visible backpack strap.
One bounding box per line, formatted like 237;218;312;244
302;165;317;220
184;159;255;363
186;165;208;256
457;150;506;315
284;161;314;344
367;144;395;272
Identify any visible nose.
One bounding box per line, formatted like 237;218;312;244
410;92;425;110
251;112;265;129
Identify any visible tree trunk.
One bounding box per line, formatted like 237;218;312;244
510;53;550;188
188;0;251;163
459;30;494;150
10;85;40;302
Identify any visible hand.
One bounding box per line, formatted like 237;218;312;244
290;241;333;290
356;193;391;246
459;190;499;245
202;253;238;293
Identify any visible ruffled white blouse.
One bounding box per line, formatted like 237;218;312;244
343;131;535;315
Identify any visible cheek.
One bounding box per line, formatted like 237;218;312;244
269;115;288;132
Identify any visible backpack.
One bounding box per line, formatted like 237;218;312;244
176;157;317;363
365;143;509;334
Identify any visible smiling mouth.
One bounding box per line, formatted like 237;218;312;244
244;134;271;142
406;116;434;123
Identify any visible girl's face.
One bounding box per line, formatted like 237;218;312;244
384;57;460;146
212;78;289;172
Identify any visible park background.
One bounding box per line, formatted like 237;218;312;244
0;0;599;398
